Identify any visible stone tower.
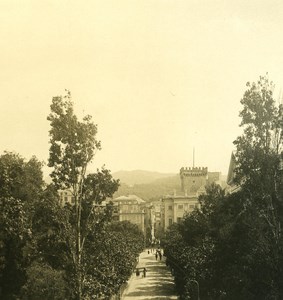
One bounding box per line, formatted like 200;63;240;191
180;167;208;193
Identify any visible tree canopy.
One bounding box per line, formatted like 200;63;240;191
47;92;120;299
0;152;44;299
0;91;145;300
163;75;283;299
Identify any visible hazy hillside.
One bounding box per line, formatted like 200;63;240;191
112;170;228;202
112;170;176;186
113;172;181;202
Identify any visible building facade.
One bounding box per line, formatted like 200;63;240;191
162;194;200;229
112;195;146;232
150;200;164;241
161;165;221;230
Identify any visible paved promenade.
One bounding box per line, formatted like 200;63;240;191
121;250;179;300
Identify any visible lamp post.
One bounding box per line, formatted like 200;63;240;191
189;280;200;300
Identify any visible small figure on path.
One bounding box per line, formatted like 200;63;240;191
136;268;140;277
155;252;158;260
159;251;162;260
143;267;147;277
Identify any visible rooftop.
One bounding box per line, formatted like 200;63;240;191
114;194;146;204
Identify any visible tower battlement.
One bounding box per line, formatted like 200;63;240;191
180;167;208;177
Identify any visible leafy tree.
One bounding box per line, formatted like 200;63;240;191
163;75;283;299
47;92;119;299
0;197;28;299
83;221;144;299
31;185;72;270
21;261;68;300
234;75;282;213
163;184;225;299
233;75;283;298
0;152;44;299
0;152;44;208
163;223;189;297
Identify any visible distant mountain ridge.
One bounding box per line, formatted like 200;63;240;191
112;170;177;186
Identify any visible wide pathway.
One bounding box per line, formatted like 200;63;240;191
121;249;179;300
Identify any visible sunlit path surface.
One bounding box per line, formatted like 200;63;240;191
121;250;179;300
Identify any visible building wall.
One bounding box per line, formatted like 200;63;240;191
208;172;220;185
151;201;162;229
159;166;221;230
119;213;145;232
164;198;174;229
112;195;145;233
163;196;200;230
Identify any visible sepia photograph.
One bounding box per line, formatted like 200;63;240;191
0;1;282;299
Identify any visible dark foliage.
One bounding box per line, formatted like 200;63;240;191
163;75;283;299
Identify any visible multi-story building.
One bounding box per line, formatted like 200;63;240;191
162;193;201;229
162;166;220;229
112;195;146;232
58;191;146;233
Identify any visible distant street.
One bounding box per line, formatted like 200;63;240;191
121;250;179;300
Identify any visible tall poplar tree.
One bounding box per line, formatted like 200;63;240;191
47;91;119;299
233;75;283;298
233;75;283;232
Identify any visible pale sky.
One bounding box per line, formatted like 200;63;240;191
1;0;283;176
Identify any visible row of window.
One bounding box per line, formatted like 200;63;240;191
167;203;198;210
115;201;138;205
119;204;142;213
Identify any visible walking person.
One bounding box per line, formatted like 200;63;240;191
155;251;158;260
143;267;147;278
